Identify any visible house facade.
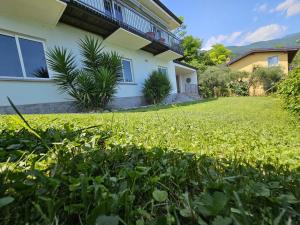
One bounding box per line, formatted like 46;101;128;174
0;0;198;114
227;48;299;96
228;48;300;74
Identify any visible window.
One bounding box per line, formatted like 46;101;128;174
268;56;279;67
0;34;23;77
120;59;133;83
0;33;48;79
158;66;168;75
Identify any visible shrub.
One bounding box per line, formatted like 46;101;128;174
143;70;172;104
47;36;122;110
199;66;249;98
250;67;284;94
228;80;249;96
278;67;300;115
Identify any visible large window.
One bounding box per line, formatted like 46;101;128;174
0;33;48;79
120;59;134;83
268;56;279;67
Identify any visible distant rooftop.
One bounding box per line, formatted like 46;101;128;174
228;47;300;66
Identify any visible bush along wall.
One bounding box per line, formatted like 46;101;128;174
143;70;172;104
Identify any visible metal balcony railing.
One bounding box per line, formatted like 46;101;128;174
70;0;183;54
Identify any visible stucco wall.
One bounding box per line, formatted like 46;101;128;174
0;15;178;107
229;52;289;74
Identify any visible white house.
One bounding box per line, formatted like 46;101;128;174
0;0;199;113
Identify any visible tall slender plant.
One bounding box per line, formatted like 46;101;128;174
47;36;122;110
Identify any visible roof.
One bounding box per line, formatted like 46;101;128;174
152;0;182;25
174;60;198;70
227;47;300;66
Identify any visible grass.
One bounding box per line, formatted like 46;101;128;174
0;97;299;225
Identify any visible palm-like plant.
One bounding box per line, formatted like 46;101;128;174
47;36;122;110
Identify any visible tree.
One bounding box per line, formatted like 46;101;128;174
209;44;232;65
173;16;187;38
182;35;202;62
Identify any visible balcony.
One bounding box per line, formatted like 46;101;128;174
0;0;66;26
61;0;183;58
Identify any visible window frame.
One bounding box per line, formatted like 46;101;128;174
120;58;135;84
268;55;279;67
0;30;49;81
158;66;168;75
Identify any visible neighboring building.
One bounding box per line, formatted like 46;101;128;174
0;0;198;114
228;48;300;96
228;48;300;74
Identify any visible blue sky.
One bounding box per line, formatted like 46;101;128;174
161;0;300;49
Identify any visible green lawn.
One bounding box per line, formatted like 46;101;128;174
2;97;299;167
1;97;299;224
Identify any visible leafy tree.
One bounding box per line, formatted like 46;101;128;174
278;67;300;115
291;50;300;69
47;36;122;110
181;35;215;72
199;66;249;98
143;70;172;104
182;35;202;62
209;44;232;65
250;67;284;93
173;16;187;38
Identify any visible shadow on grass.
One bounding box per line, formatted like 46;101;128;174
0;124;299;225
118;98;218;113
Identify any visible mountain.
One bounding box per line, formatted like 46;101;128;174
228;33;300;56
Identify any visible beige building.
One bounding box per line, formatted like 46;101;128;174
228;48;299;74
228;48;299;95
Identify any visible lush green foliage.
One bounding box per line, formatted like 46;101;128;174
199;66;249;98
47;36;122;110
143;71;172;104
291;50;300;69
173;16;187;38
180;35;214;71
250;67;284;93
1;98;299;225
278;68;300;115
209;44;232;65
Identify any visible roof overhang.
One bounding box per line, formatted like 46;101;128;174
228;48;300;66
174;62;197;75
137;0;181;30
0;0;66;26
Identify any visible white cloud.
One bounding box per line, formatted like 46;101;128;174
272;0;300;17
203;24;287;50
255;3;268;12
203;32;242;50
240;24;287;44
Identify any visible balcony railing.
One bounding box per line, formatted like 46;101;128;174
69;0;183;54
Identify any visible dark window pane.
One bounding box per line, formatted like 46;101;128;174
0;34;23;77
122;60;133;82
159;67;167;75
19;38;49;78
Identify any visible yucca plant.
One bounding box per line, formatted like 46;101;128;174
47;36;122;110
